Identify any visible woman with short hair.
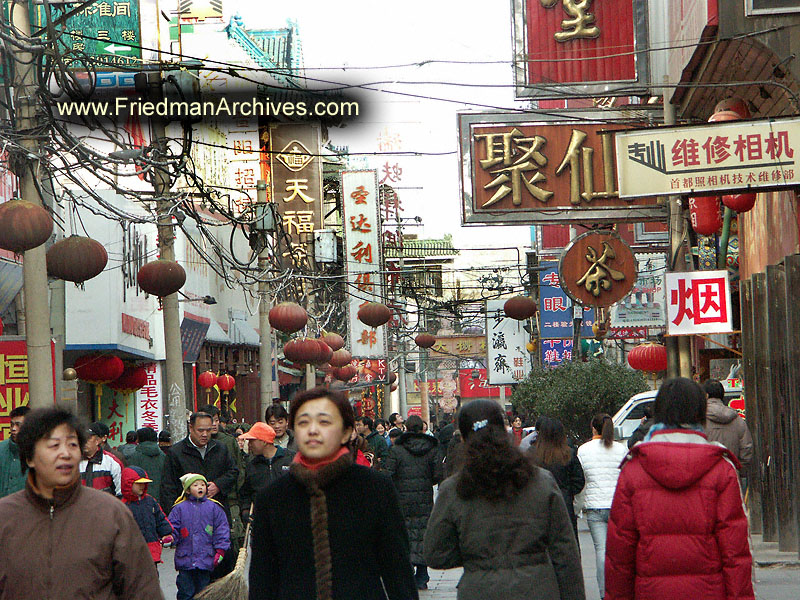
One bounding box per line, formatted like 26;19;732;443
249;387;417;600
605;378;754;599
424;399;584;600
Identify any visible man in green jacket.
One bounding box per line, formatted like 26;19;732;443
127;427;166;508
356;416;389;468
0;406;30;498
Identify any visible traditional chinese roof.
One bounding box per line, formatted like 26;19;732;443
384;235;459;259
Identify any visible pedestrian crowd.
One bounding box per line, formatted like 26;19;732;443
0;376;756;599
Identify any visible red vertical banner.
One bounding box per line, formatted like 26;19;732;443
0;339;56;440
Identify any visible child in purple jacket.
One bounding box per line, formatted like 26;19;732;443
167;473;230;600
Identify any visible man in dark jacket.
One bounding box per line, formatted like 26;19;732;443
128;427;166;507
384;415;443;590
239;422;295;521
703;379;753;469
117;430;138;461
0;405;29;498
266;404;295;450
356;416;389;467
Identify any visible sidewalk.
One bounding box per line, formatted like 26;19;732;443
751;533;800;568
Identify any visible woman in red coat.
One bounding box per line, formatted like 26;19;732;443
605;377;754;600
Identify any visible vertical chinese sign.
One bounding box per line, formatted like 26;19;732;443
511;0;649;99
270;124;323;269
341;171;387;365
485;299;531;385
459;113;665;225
100;386;135;445
228;117;261;211
666;271;733;336
539;265;595;338
0;339;56;441
135;362;163;433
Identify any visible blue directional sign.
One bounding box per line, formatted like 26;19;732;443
538;264;595;339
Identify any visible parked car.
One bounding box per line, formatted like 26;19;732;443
612;378;744;445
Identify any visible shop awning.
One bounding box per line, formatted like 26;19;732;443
205;320;231;344
229;317;259;346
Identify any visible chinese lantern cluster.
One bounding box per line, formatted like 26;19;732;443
627;343;668;373
0;200;53;254
75;354;125;385
107;365;148;394
283;338;334;365
332;364;357;382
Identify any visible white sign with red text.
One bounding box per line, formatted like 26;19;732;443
341;171;387;359
666;271;733;335
135;362;163;432
486;299;531;385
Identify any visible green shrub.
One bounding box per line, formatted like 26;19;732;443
512;357;648;442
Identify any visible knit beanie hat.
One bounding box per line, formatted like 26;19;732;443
179;473;207;494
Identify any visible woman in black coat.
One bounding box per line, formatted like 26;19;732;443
384;416;443;590
249;387;418;600
527;417;585;543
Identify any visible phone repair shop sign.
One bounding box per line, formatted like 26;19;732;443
459;112;665;225
615;117;800;197
665;270;733;336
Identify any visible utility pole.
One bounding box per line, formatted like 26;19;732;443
256;180;275;418
146;72;187;440
11;1;54;408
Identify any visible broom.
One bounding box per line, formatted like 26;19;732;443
196;504;253;600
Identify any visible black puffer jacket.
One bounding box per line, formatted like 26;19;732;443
384;432;443;564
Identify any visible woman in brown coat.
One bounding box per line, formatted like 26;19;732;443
424;399;585;600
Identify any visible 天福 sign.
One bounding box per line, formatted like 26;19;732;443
459;112;665;225
615;117;800;197
665;270;733;336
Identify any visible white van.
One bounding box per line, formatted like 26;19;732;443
612;378;744;445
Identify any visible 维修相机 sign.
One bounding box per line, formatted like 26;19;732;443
615;117;800;197
665;270;733;336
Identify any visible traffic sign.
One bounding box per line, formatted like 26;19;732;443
33;0;142;70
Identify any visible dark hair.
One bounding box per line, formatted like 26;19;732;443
654;377;707;427
591;413;615;448
388;412;400;426
289;386;355;432
158;430;171;442
356;416;374;431
198;404;220;418
388;428;402;440
136;427;157;443
189;412;213;427
642;404;654;420
456;399;535;502
702;379;725;403
125;431;137;444
17;408;86;475
528;417;571;467
265;404;290;422
374;418;387;429
405;415;424;434
9;406;31;419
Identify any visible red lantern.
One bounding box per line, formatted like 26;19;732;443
46;236;108;283
357;302;392;327
415;333;436;349
217;374;236;392
197;370;218;389
108;365;148;393
504;296;537;320
284;338;324;364
688;196;724;235
268;303;308;334
334;365;357;381
0;200;54;253
390;383;398;392
137;260;186;297
329;349;352;368
321;332;344;351
315;340;333;365
627;343;668;373
713;97;750;119
388;372;397;385
722;193;756;213
74;354;125;384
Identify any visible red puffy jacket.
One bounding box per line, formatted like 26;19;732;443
605;429;754;600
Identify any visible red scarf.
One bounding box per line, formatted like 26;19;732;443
292;446;350;471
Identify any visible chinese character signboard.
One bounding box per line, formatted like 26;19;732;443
539;265;595;338
666;270;733;335
541;339;574;367
136;362;162;432
228;119;261;210
34;1;142;70
0;339;57;441
559;231;637;307
615;117;800;197
271;124;323;269
347;358;388;385
610;253;667;328
459;112;665;225
341;171;387;360
486;299;531;385
100;385;136;445
511;0;650;99
428;335;487;358
457;369;513;399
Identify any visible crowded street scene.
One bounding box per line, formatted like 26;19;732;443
1;0;800;598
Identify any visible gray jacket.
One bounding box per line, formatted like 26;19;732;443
424;470;585;600
705;397;753;468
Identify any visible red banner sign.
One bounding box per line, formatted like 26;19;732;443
0;339;56;441
457;369;513;399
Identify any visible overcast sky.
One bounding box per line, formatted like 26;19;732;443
239;0;534;251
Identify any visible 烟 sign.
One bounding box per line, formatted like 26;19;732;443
615;117;800;197
665;270;733;336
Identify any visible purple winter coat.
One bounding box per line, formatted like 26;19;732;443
167;496;230;571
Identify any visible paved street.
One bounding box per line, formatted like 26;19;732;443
158;517;800;598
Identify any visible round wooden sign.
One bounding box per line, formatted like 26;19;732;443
558;231;637;308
